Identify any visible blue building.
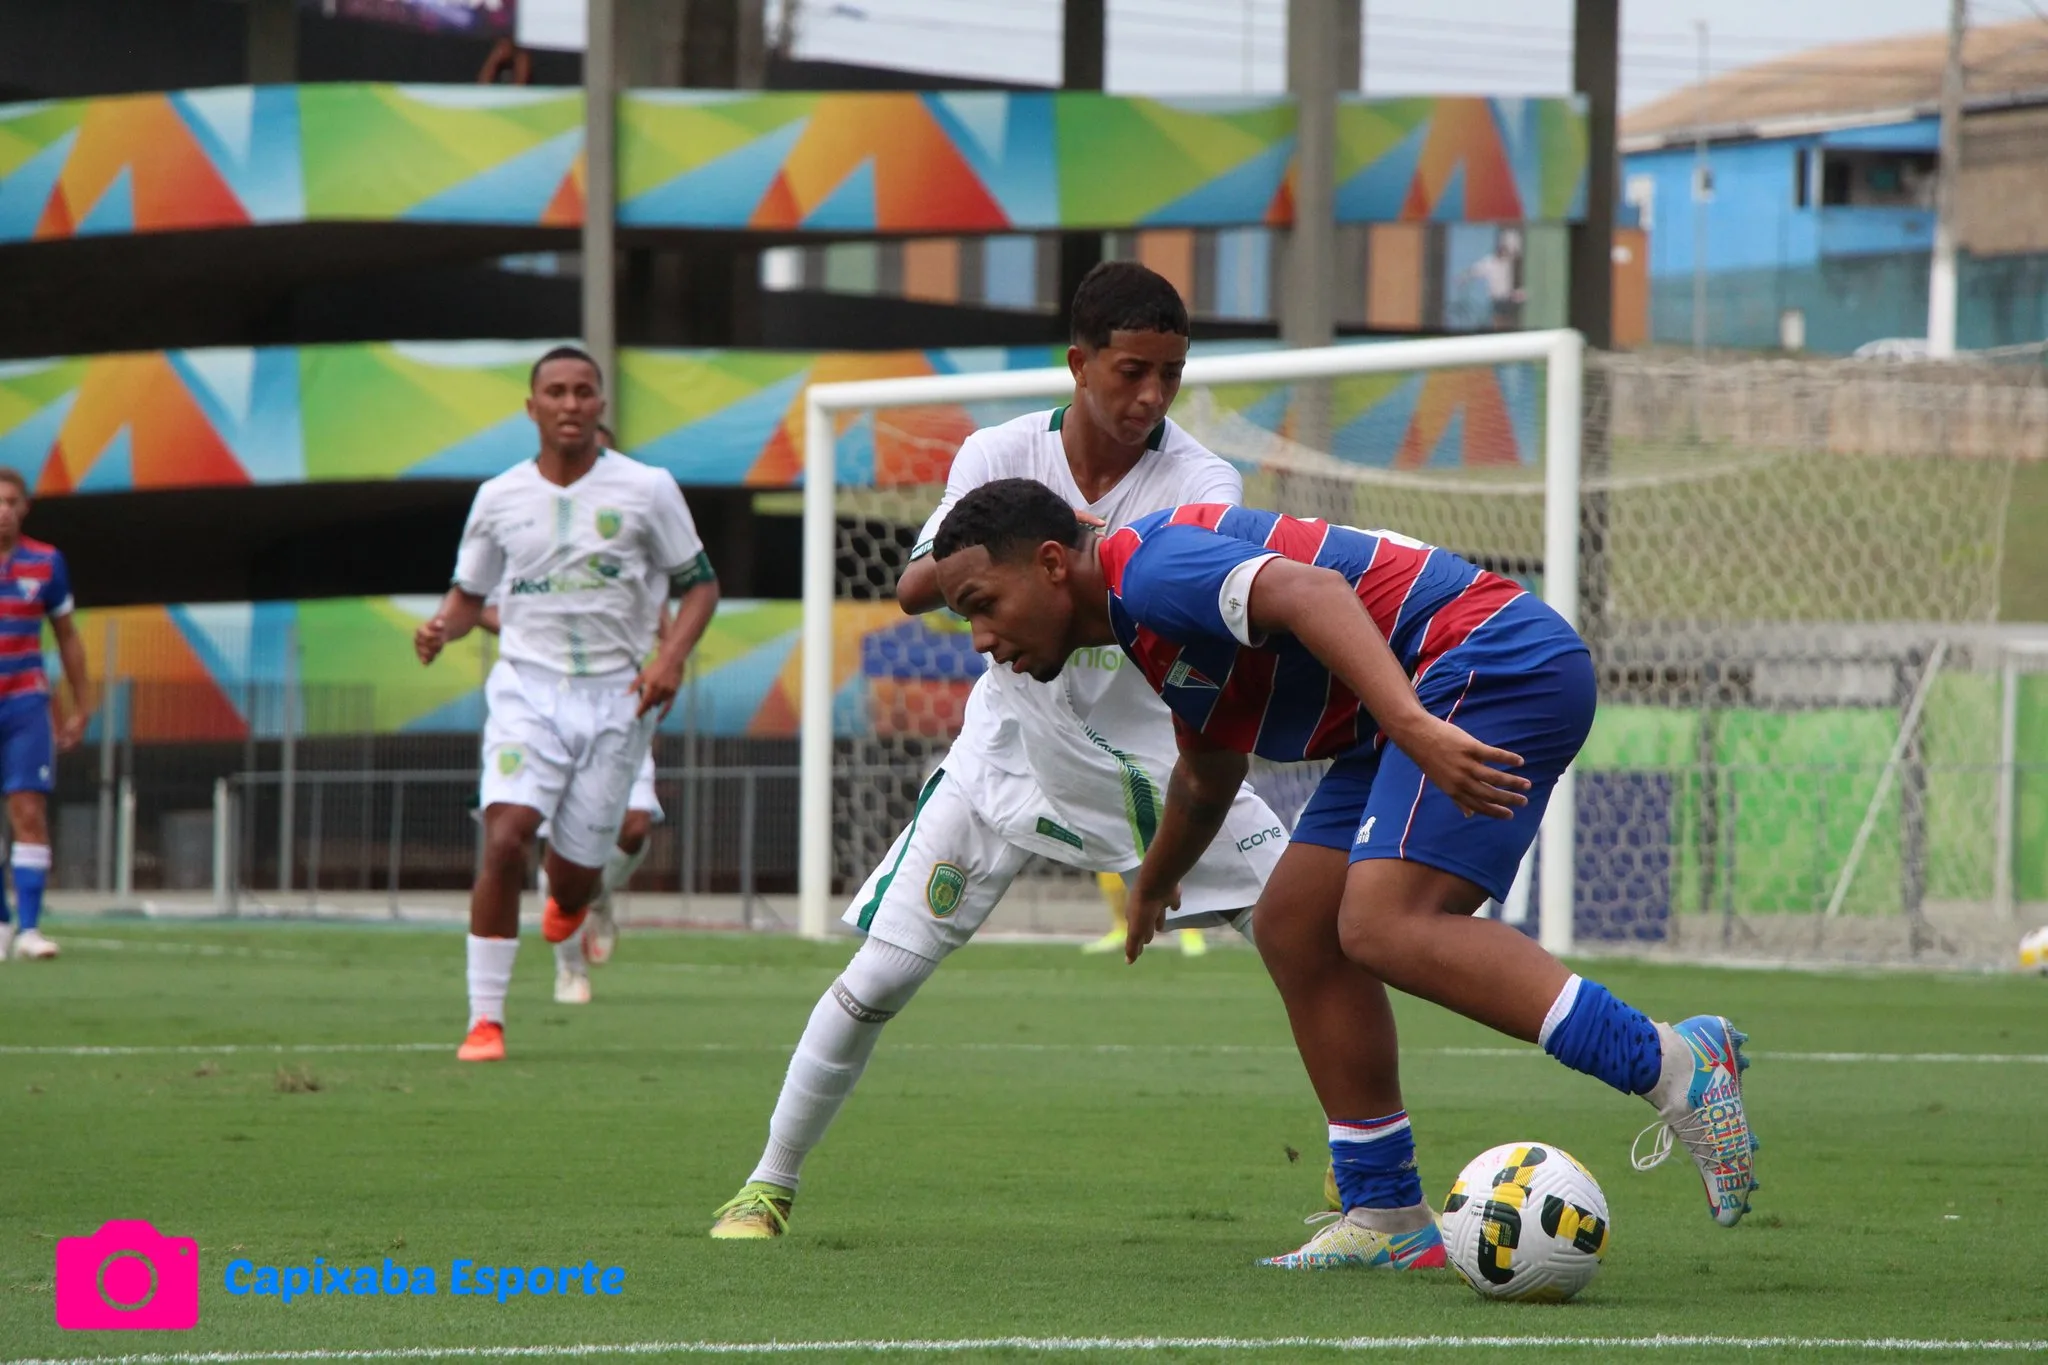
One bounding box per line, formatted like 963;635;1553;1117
1622;20;2048;354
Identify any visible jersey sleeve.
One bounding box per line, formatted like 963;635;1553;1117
44;549;74;618
1118;524;1277;646
910;434;994;561
450;486;505;596
647;476;716;592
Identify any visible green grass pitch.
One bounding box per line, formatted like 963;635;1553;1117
2;921;2044;1364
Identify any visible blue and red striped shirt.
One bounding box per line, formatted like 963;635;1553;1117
0;537;73;701
1101;505;1583;762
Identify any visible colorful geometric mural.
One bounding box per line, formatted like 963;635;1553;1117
620;91;1300;232
0;339;1541;496
59;596;982;744
0;86;1586;246
1336;95;1587;225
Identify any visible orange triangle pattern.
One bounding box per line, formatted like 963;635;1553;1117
37;354;248;493
37;94;249;240
1403;98;1524;222
747;94;1008;232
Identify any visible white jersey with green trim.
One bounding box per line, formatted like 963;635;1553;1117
910;407;1247;869
452;451;706;679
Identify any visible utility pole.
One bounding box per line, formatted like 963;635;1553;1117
583;0;619;392
773;0;801;55
1692;20;1710;355
1928;0;1966;358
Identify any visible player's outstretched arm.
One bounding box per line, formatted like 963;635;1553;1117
415;589;486;666
1247;559;1531;819
1124;737;1249;963
50;612;92;752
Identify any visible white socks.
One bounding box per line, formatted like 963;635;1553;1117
750;937;939;1191
467;934;519;1027
554;931;587;975
601;841;649;898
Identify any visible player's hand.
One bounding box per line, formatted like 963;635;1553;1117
629;663;684;719
56;711;87;753
1123;876;1181;964
1400;713;1529;819
1074;510;1108;529
414;617;449;666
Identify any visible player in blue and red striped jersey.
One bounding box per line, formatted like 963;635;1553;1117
0;468;92;962
930;479;1759;1270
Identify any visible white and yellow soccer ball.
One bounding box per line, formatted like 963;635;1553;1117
2020;926;2048;974
1442;1142;1610;1303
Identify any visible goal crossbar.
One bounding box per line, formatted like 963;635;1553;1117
798;328;1587;949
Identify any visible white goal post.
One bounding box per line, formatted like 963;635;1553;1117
798;329;1588;951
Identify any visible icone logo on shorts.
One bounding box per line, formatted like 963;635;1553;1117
1236;826;1285;852
925;862;966;918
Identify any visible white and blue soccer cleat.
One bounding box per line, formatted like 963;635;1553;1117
1634;1015;1758;1227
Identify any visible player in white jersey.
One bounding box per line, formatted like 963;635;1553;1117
710;263;1288;1238
414;347;719;1062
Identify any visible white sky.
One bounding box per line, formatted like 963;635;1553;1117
518;0;1996;110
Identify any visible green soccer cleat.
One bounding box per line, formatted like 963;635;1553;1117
1323;1161;1341;1212
710;1181;794;1239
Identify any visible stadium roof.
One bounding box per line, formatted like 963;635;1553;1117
1622;20;2048;150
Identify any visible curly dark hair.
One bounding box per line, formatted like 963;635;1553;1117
1069;260;1189;349
931;479;1085;564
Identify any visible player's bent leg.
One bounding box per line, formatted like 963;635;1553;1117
1248;838;1440;1269
586;805;655;967
710;937;941;1239
7;785;57;960
714;774;1024;1238
1338;864;1757;1226
1083;871;1128;955
462;803;545;1061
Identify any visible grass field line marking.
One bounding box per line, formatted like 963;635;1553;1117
10;1334;2048;1362
6;1041;2047;1064
60;937;316;961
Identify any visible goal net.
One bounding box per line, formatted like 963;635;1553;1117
798;337;2042;968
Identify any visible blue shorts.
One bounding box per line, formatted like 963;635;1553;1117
1292;646;1596;902
0;693;55;795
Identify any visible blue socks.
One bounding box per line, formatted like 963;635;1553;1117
1540;974;1662;1096
1329;1112;1423;1212
12;843;48;933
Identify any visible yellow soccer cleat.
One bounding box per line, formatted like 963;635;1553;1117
709;1181;794;1239
1258;1210;1448;1270
1323;1161;1341;1212
1176;928;1208;957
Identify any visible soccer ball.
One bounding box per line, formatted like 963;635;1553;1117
2021;926;2048;974
1442;1142;1609;1303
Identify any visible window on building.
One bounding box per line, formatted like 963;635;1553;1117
1793;149;1810;208
1819;149;1938;208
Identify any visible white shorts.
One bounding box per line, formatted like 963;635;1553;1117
842;765;1285;960
537;753;662;845
480;660;658;869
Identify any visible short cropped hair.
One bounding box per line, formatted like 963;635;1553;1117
530;345;603;390
932;478;1084;564
0;467;27;498
1069;260;1189;349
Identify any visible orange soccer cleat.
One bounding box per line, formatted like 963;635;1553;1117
457;1020;505;1062
541;897;588;944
